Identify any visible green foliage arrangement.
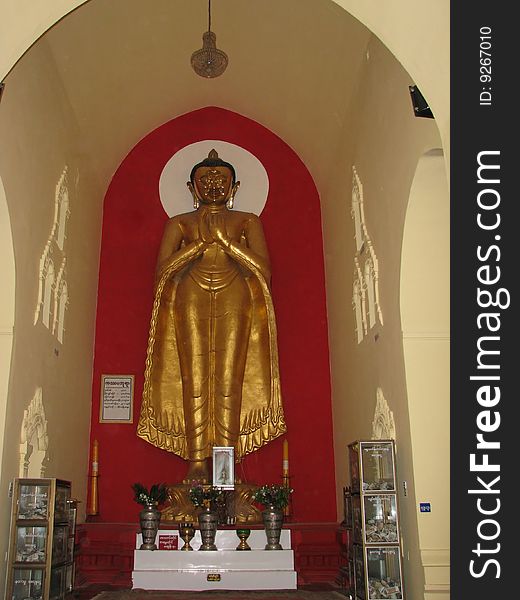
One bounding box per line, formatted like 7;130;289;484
253;484;293;510
188;484;223;508
131;482;168;507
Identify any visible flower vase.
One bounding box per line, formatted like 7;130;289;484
139;502;161;550
262;505;284;550
198;506;218;550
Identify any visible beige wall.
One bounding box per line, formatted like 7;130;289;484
0;0;86;79
401;151;450;599
322;37;448;599
0;37;103;588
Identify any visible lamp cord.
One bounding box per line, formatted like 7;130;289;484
208;0;212;32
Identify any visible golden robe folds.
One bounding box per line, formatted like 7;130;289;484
137;210;286;461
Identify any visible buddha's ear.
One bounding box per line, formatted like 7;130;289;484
227;181;240;210
230;180;241;200
187;181;199;209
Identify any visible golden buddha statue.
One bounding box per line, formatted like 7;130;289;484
137;150;286;484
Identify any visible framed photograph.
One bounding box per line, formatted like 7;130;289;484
212;447;234;489
99;374;134;423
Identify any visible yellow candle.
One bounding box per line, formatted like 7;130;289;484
88;439;99;516
282;439;289;474
92;439;99;475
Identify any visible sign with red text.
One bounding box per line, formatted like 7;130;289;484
158;534;178;550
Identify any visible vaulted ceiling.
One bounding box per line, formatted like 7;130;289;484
34;0;372;196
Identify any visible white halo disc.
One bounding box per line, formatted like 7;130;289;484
159;140;269;217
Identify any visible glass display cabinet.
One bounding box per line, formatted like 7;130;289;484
349;441;396;494
6;479;76;600
347;440;404;600
365;546;403;599
362;495;399;544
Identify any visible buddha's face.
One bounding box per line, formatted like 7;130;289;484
193;166;233;204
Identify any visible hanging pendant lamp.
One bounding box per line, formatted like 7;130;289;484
191;0;228;78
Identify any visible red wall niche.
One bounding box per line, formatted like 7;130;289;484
89;106;336;523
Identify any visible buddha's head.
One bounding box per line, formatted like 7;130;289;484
187;149;240;208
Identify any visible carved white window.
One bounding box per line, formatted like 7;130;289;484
19;387;49;478
34;246;50;325
55;280;68;344
364;258;376;329
34;166;71;342
42;259;55;329
351;166;365;252
56;179;69;250
353;280;364;344
52;257;67;340
372;387;396;441
350;165;383;341
353;256;368;344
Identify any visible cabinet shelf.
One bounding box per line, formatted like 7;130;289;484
6;478;77;600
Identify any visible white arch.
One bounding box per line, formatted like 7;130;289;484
0;176;15;480
400;148;450;597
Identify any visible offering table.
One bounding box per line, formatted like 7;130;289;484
132;528;297;591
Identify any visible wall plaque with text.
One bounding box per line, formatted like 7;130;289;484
99;374;134;423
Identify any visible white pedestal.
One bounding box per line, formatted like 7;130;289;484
132;529;297;591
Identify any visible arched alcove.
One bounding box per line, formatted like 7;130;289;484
400;149;450;597
90;106;335;523
0;0;449;594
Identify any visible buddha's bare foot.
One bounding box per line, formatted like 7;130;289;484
183;460;209;484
